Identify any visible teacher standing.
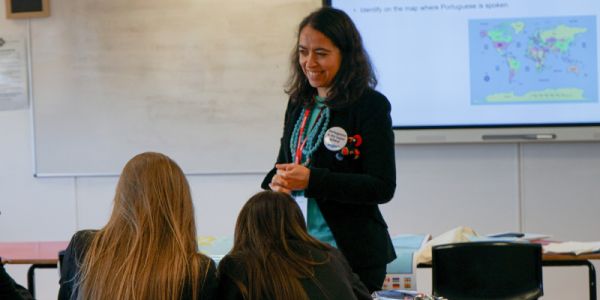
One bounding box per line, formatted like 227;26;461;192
262;7;396;292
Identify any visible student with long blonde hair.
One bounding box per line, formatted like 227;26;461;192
217;191;371;300
58;152;217;300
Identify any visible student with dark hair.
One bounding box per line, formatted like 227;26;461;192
263;6;397;292
58;152;217;300
217;190;371;300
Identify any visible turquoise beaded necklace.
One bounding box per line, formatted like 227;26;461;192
290;98;330;166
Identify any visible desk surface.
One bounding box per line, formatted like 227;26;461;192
0;241;69;265
2;241;599;265
543;253;600;261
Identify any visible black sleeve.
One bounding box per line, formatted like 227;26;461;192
0;262;33;300
217;256;245;300
199;259;218;300
305;94;396;205
330;249;372;300
58;230;94;300
0;262;19;298
261;99;296;190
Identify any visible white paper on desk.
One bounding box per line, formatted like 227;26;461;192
414;226;478;265
521;233;552;241
544;241;600;255
485;232;552;241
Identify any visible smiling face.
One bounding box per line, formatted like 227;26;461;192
298;25;342;98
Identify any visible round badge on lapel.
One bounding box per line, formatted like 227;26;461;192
323;127;348;151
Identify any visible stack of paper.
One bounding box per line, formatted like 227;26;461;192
544;241;600;255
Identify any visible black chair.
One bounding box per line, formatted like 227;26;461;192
432;242;543;300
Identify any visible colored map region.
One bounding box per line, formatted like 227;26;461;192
469;16;598;105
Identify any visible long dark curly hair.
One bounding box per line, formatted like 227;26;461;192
286;7;377;108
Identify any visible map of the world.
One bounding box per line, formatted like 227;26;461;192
469;16;597;105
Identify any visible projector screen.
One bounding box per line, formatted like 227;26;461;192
325;0;600;143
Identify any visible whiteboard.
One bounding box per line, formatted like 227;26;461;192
31;0;316;176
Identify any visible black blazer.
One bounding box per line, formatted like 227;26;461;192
262;89;397;269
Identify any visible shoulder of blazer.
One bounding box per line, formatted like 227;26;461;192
356;88;390;110
335;88;391;116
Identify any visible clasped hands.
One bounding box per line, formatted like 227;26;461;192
269;163;310;195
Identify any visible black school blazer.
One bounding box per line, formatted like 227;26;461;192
262;88;397;269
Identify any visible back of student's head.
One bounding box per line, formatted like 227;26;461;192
77;152;208;300
228;191;330;300
111;151;195;238
234;190;312;249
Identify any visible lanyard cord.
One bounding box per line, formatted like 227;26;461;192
290;105;331;165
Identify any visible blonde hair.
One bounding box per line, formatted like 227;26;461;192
76;152;210;300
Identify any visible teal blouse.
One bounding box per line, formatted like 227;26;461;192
299;96;337;247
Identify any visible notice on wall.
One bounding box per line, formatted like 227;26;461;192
0;36;28;110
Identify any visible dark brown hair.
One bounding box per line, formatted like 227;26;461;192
225;191;332;300
286;7;377;108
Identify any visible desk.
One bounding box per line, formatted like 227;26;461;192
542;253;599;300
0;241;69;298
418;253;599;300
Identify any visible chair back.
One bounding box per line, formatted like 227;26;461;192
432;241;543;300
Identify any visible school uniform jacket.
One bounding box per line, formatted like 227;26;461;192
261;88;397;269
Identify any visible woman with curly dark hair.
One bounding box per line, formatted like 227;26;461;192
262;7;397;292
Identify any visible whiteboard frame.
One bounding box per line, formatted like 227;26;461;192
5;0;49;19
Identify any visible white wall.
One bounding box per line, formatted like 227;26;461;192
2;2;600;300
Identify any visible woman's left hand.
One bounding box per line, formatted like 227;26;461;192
275;163;310;191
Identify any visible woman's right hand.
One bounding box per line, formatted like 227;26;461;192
269;174;292;195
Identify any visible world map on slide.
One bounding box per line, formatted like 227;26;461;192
469;16;598;105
